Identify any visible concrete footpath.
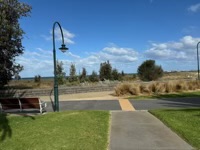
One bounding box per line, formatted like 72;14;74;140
109;111;194;150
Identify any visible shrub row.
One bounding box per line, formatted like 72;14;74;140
114;80;200;96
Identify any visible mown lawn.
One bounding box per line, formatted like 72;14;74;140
0;111;110;150
150;108;200;150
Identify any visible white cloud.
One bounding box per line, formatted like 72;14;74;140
80;45;138;65
43;27;75;45
72;45;139;74
16;45;139;77
16;48;54;77
66;52;81;59
54;27;75;44
145;36;200;61
188;3;200;12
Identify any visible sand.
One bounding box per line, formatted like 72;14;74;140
40;91;121;101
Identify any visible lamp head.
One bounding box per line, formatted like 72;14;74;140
59;44;68;53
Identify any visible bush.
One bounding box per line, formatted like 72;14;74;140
137;60;163;81
89;71;99;82
34;75;41;83
129;84;140;95
114;80;200;96
114;83;132;96
112;68;122;81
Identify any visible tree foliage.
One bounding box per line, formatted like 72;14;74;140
79;67;87;83
0;0;31;86
34;75;41;83
137;60;163;81
14;64;23;80
89;71;99;82
99;60;112;81
112;68;122;81
56;61;66;85
69;63;78;82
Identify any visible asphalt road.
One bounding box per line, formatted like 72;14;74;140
130;97;200;110
46;100;121;112
46;97;200;112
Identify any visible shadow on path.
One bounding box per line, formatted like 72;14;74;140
158;97;200;108
130;97;200;110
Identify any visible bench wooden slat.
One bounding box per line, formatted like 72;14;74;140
0;98;21;110
0;97;46;113
20;98;40;109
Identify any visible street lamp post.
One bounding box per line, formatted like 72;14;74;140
53;22;68;112
197;42;200;80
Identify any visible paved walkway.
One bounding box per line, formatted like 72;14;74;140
44;97;199;150
45;97;200;112
109;111;194;150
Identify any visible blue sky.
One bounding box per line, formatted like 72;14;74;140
17;0;200;77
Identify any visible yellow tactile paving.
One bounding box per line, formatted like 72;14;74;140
119;99;135;111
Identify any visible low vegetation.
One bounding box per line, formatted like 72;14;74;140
0;111;110;150
150;108;200;149
114;80;200;96
138;60;163;81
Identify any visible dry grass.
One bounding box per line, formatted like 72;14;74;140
114;80;200;96
7;79;54;89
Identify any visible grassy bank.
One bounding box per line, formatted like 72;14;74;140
150;108;200;150
0;111;110;150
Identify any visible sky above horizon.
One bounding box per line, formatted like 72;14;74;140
17;0;200;77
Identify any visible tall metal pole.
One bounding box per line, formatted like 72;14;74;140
53;22;68;112
197;42;200;80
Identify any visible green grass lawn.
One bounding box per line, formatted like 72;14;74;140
0;111;110;150
129;91;200;100
150;108;200;150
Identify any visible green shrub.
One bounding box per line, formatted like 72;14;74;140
137;60;163;81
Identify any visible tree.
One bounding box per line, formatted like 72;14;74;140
79;67;87;83
34;75;41;83
137;60;163;81
14;64;23;80
69;63;78;82
112;68;122;81
56;61;66;85
0;0;31;87
99;60;112;81
121;70;125;76
89;71;99;82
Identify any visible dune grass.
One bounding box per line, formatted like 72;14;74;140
0;111;110;150
150;108;200;150
115;80;200;96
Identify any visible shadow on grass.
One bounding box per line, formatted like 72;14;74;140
50;88;55;112
0;114;12;141
0;89;39;141
0;113;35;142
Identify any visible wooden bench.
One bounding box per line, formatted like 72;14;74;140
0;98;47;113
0;98;21;112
